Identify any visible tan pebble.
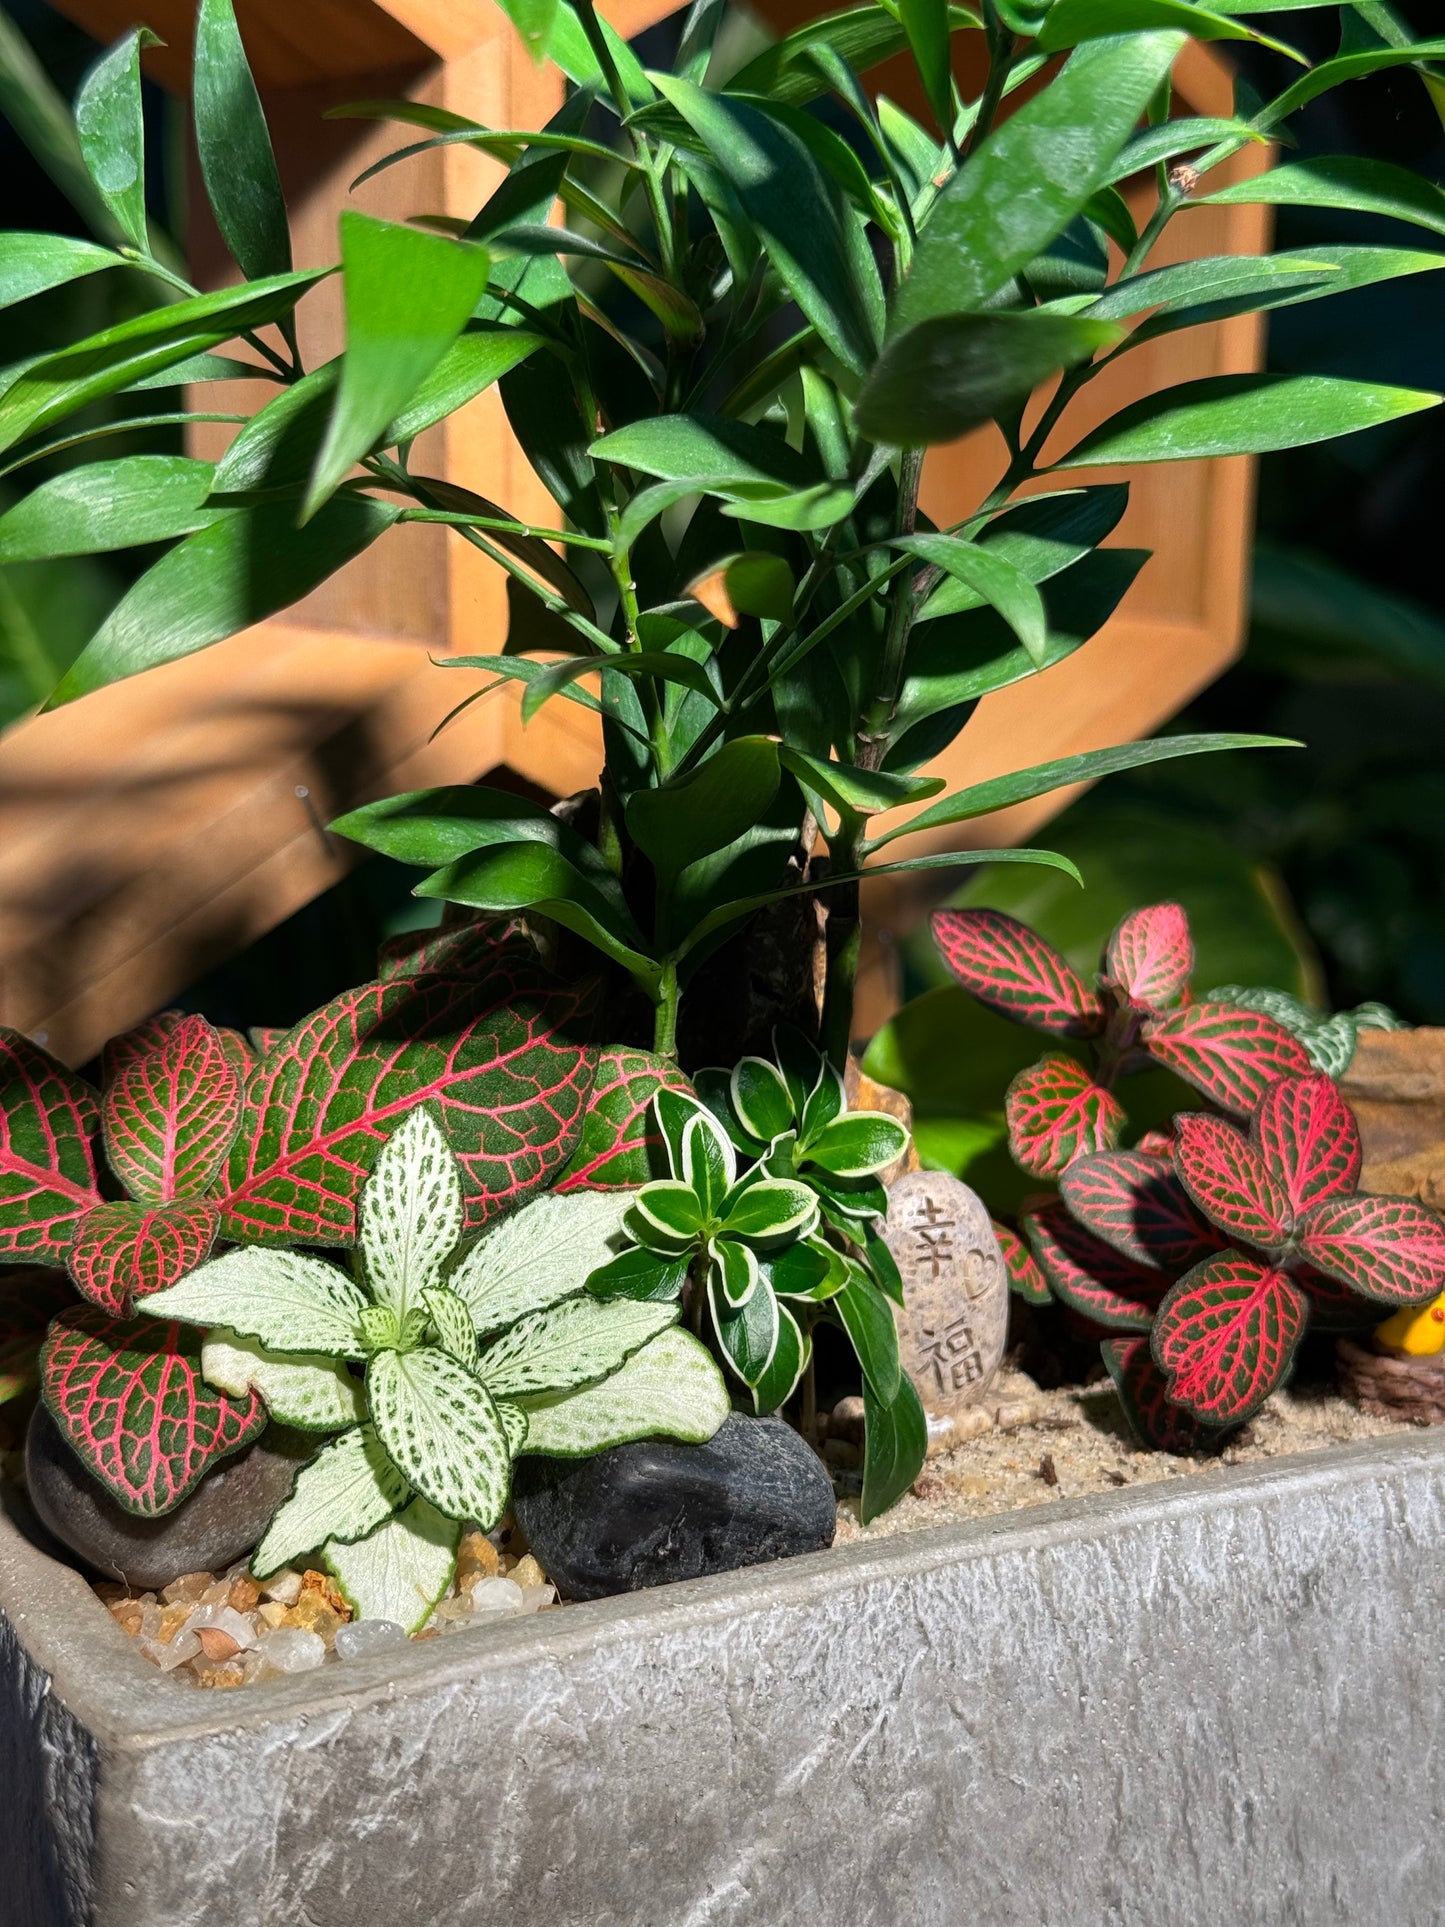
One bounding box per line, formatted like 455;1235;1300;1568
414;1627;440;1641
286;1595;346;1649
994;1400;1036;1431
160;1570;213;1606
194;1661;246;1689
93;1582;128;1605
456;1530;500;1583
196;1626;242;1662
912;1471;945;1501
258;1601;289;1629
228;1576;261;1613
155;1603;192;1646
510;1554;546;1590
830;1395;866;1443
955;1407;994;1443
300;1569;350;1619
261;1569;303;1605
108;1600;144;1637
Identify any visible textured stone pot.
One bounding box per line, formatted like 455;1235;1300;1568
5;1432;1445;1927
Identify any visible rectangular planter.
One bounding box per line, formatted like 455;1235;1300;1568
4;1431;1444;1927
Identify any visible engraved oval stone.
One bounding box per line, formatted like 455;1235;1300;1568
883;1170;1008;1456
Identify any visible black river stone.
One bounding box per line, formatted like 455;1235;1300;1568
25;1404;314;1590
512;1412;836;1601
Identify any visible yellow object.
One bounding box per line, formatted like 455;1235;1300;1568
1375;1295;1445;1357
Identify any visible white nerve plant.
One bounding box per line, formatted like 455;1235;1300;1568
138;1105;729;1631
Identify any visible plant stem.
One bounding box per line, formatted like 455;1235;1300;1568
858;443;925;765
653;957;681;1058
964;10;1017;161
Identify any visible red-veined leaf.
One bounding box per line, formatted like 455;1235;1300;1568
1135;1128;1175;1157
1173;1112;1293;1245
1061;1150;1222;1270
1024;1201;1169;1330
1144;1000;1313;1114
1152;1253;1307;1424
1296;1193;1445;1308
995;1218;1051;1304
0;1267;78;1404
375;917;518;981
1103;901;1193;1013
220;923;598;1245
101;1010;187;1081
66;1198;220;1315
1006;1054;1124;1177
41;1307;265;1516
1254;1073;1361;1215
554;1046;691;1192
930;909;1106;1038
216;1027;260;1076
0;1031;102;1263
1100;1336;1232;1455
102;1012;242;1202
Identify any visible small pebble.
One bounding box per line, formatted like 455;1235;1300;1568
145;1629;202;1673
228;1575;261;1613
257;1601;290;1629
196;1627;242;1663
261;1569;303;1606
256;1626;326;1674
1038;1454;1059;1488
830;1395;866;1444
161;1571;212;1606
469;1576;525;1615
510;1554;547;1591
334;1619;409;1661
994;1400;1037;1432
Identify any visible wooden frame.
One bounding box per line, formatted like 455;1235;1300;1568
0;0;1269;1060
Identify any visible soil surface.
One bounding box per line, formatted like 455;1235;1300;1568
833;1363;1421;1549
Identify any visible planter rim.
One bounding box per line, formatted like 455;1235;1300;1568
5;1427;1443;1754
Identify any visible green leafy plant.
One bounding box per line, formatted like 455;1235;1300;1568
588;1033;924;1517
7;0;1441;1062
135;1105;728;1630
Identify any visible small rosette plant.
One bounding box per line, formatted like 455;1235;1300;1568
137;1106;728;1630
1029;1073;1445;1446
931;900;1316;1178
589;1032;925;1518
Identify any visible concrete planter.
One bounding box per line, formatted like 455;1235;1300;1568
4;1431;1444;1927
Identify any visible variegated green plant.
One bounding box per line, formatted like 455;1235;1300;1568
588;1035;925;1518
138;1104;728;1630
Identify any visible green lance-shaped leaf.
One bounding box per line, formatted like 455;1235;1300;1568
201;1329;366;1432
0;269;325;460
918;485;1130;623
0;456;231;563
449;1189;633;1333
869;733;1296;850
304;213;491;518
892;31;1184;336
1057;374;1441;470
478;1295;678;1398
833;1261;902;1402
626;736;782;883
897;534;1049;664
856;311;1121;446
138;1245;370;1357
898;0;953;134
590;412;828;498
324;1498;460;1634
1254;40;1445;134
415;842;660;992
493;0;563;63
0;232;125;311
1201;157;1445;242
1037;0;1306;58
728;4;982;110
778;747;942;822
253;1423;408;1578
194;0;291;281
42;1310;265;1518
75;28;157;252
367;1344;512;1528
518;651;723;725
358;1106;464;1320
517;1326;730;1457
46;495;401;707
650;75;884;377
861;1371;927;1523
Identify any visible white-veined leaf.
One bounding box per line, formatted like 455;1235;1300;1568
478;1295;678;1398
496;1398;529;1454
360;1105;464;1316
137;1247;367;1357
422;1285;479;1369
447;1190;633;1334
367;1345;512;1527
517;1328;729;1456
252;1424;406;1578
324;1496;461;1634
201;1328;365;1431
